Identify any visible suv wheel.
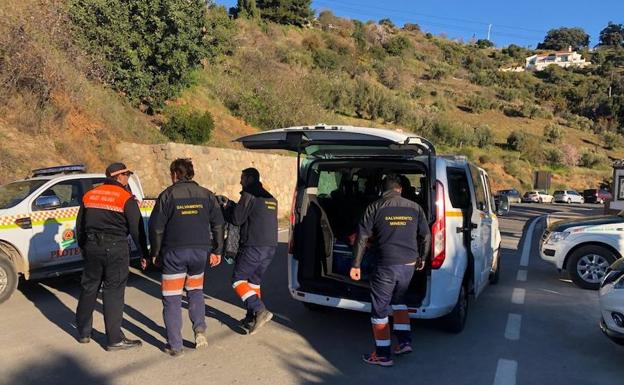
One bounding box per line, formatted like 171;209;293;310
0;257;18;304
568;245;617;290
443;283;469;333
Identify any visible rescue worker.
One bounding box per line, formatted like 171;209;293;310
221;168;278;335
147;158;225;357
75;162;148;351
350;174;431;367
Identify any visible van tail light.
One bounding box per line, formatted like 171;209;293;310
431;180;446;269
288;188;298;254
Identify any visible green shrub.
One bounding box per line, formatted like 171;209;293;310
545;147;564;167
507;129;529;151
579;149;608;168
161;109;214;144
383;35;411;56
544;123;564;144
69;0;211;112
465;94;496;113
603;131;623;150
431;119;475;147
313;48;341;70
498;88;520;102
428;63;452;81
473;125;494;147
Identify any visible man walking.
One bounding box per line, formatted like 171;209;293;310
148;158;224;356
350;174;431;367
75;162;148;351
222;168;278;335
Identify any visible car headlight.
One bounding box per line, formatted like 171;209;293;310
548;231;570;243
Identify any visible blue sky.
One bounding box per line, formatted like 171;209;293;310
216;0;623;47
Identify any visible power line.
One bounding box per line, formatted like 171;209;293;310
316;1;543;42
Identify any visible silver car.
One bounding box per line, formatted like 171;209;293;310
553;189;584;204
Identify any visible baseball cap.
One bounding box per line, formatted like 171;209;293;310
105;162;133;178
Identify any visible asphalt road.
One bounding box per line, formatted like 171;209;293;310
0;202;621;385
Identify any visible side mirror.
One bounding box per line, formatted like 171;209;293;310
496;195;510;216
35;195;62;210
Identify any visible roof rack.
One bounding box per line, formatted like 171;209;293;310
31;164;87;177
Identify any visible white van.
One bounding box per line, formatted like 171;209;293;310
237;125;504;332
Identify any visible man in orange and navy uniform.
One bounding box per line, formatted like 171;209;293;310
75;162;148;351
350;174;431;367
148;158;224;356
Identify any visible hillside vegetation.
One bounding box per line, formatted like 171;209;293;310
2;1;624;192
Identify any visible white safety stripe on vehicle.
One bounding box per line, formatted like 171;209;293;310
391;304;408;311
375;339;391;347
371;317;389;324
393;324;410;331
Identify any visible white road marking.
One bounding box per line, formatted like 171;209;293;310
520;217;540;267
493;359;517;385
511;288;526;305
504;314;522;341
516;270;527;282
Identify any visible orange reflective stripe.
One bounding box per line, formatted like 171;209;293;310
162;274;186;296
83;184;132;213
185;274;204;290
249;283;261;298
393;310;410;325
233;281;256;301
372;323;391;340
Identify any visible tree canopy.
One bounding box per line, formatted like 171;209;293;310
537;27;590;51
599;22;624;46
255;0;313;26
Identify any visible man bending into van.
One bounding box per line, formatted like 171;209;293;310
350;174;431;367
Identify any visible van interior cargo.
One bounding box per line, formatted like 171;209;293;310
293;159;431;307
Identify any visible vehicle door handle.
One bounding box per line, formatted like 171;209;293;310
456;223;478;233
15;217;32;229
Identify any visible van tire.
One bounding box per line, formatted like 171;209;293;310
0;256;18;304
442;283;469;333
489;250;501;285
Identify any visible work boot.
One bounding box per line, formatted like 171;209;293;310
164;344;185;357
240;312;254;331
105;337;142;351
77;336;91;344
195;331;208;349
362;352;394;367
394;342;413;355
248;309;273;336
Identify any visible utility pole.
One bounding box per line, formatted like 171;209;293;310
487;24;492;41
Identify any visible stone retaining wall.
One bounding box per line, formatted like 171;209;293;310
117;143;297;218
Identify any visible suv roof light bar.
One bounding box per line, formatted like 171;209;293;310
31;164;87;177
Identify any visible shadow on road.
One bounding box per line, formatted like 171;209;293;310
2;353;111;385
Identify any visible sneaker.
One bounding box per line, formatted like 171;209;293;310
248;310;273;336
362;352;394;367
195;331;208;349
164;344;185;357
394;342;413;355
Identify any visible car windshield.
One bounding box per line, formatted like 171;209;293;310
0;180;47;209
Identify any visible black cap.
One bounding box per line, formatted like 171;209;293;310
105;162;133;178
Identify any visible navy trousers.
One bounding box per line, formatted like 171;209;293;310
232;246;276;314
161;248;207;350
370;264;415;357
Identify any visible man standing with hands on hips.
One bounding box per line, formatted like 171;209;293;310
147;158;225;357
350;174;430;367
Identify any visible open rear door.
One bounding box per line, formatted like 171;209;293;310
236;125;435;157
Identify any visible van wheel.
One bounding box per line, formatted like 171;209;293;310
489;250;501;285
0;257;18;304
443;284;469;333
568;245;616;290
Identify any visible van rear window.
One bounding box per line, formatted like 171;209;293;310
447;168;471;209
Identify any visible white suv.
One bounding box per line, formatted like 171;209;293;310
553;190;584;204
237;125;504;333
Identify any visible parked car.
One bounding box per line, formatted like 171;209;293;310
237;124;508;333
583;189;612;204
522;190;554;203
541;214;623;289
599;258;624;345
0;165;153;304
496;189;521;204
553;190;584;204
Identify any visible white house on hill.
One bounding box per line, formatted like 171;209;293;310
525;47;591;71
